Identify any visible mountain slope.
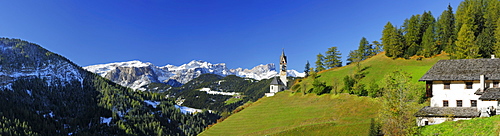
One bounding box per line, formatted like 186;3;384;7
84;60;304;90
0;38;218;135
200;92;381;136
294;52;450;93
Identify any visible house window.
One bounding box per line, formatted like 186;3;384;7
465;82;473;89
444;82;450;89
457;100;462;107
471;100;477;107
443;100;449;107
494;81;499;88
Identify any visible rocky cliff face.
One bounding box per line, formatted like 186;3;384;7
0;38;84;88
84;60;304;90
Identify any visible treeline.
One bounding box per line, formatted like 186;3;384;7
383;0;500;59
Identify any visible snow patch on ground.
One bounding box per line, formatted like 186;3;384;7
100;117;112;125
26;90;32;96
144;100;160;108
175;105;203;114
199;88;240;96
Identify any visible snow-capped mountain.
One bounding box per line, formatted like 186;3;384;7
84;60;305;90
0;38;84;88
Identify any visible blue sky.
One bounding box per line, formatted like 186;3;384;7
0;0;461;71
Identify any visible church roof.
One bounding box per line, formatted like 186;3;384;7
414;106;479;118
419;58;500;81
270;77;284;85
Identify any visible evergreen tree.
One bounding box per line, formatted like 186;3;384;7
436;4;456;53
371;41;383;54
420;24;437;57
382;22;405;58
324;46;342;69
304;61;310;77
454;24;479;59
358;37;373;60
347;50;361;65
476;28;495;57
403;15;422;58
494;18;500;56
315;53;325;72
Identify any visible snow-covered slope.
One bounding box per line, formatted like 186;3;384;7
84;60;304;90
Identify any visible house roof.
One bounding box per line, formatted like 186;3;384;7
419;58;500;81
414;106;479;118
270;77;284;85
479;88;500;100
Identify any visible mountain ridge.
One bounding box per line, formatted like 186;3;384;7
84;60;305;90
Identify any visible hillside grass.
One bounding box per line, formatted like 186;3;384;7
418;115;500;135
199;91;381;136
297;52;450;93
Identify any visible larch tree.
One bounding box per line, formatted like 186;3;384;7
494;18;500;56
420;24;437;57
454;24;479;59
315;53;325;72
436;4;456;53
403;15;422;58
382;22;405;58
324;46;342;69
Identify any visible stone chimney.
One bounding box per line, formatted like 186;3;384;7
480;75;485;92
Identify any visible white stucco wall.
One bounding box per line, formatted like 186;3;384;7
416;117;473;126
270;84;280;93
430;81;481;107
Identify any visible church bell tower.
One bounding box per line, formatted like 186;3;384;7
280;49;288;87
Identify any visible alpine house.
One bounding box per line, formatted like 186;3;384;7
415;55;500;126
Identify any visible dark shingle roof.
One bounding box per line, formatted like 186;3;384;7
270;77;284;85
414;106;479;118
419;59;500;81
479;88;500;100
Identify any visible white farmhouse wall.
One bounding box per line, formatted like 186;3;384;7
478;100;498;109
431;81;480;107
416;117;473;127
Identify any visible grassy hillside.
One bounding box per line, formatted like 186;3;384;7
297;52;450;93
199;91;381;136
418;115;500;135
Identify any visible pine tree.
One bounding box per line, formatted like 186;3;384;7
324;46;342;69
403;15;422;58
382;22;405;58
436;4;456;53
304;61;310;77
420;24;437;57
315;53;325;72
371;41;383;54
358;37;372;60
494;18;500;56
382;22;395;58
455;24;479;59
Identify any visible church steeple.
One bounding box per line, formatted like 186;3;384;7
279;49;288;87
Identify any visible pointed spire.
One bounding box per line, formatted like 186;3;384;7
281;48;285;57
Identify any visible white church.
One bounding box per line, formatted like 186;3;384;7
265;50;288;97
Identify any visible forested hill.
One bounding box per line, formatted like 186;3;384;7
0;38;219;135
381;0;500;60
